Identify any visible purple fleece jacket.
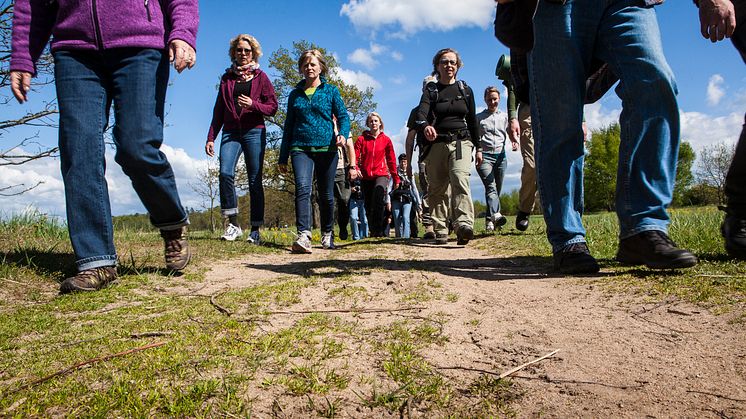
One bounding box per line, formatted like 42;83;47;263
11;0;199;75
207;69;279;142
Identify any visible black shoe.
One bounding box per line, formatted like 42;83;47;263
456;225;473;245
722;214;746;260
339;229;348;241
494;214;508;228
617;230;698;269
553;243;600;274
516;211;529;232
434;233;449;245
423;230;436;240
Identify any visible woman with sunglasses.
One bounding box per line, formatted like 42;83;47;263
206;34;278;243
414;48;480;245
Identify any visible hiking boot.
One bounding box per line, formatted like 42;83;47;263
321;231;336;249
485;219;495;232
423;225;436;240
160;227;191;271
494;212;507;228
434;233;449;245
292;231;313;254
722;214;746;260
247;230;261;244
516;211;529;232
456;225;474;245
617;230;698;269
221;223;242;241
60;266;118;294
553;242;600;274
339;229;349;241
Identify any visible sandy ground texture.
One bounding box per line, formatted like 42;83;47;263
195;238;746;418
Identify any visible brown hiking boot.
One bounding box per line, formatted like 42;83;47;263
160;226;191;271
59;266;118;294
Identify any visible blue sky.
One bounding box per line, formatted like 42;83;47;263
2;0;745;219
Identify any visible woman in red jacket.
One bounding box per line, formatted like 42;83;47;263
354;112;400;237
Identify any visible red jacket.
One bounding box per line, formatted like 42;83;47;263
355;130;399;185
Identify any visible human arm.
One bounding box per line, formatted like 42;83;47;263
415;86;438;141
695;0;736;42
206;79;226;152
10;0;57;102
345;137;359;180
165;0;199;72
331;86;350;143
405;129;416;177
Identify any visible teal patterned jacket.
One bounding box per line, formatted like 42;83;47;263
279;77;350;164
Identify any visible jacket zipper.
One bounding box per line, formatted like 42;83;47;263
90;0;104;50
145;0;152;21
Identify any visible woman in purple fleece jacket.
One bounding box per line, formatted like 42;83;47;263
10;0;199;294
205;34;278;244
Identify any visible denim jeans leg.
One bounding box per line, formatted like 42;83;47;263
54;50;118;271
109;48;188;230
400;202;412;238
218;131;242;217
349;199;362;240
313;152;339;234
477;153;499;219
241;127;267;226
291;150;314;233
494;152;507;214
530;1;601;252
595;1;679;238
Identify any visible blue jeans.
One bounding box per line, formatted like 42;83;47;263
392;200;412;238
54;48;188;271
219;128;266;226
476;151;507;220
529;0;679;252
349;198;369;240
291;150;338;234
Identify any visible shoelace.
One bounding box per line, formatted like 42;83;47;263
564;242;589;254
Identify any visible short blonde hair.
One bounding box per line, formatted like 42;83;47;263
298;49;329;76
484;86;500;100
431;48;463;75
366;112;384;131
229;34;262;62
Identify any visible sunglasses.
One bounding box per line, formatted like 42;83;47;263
439;58;457;66
235;48;253;54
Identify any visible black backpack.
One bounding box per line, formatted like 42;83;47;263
415;80;471;150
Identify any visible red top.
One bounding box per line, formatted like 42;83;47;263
354;130;399;186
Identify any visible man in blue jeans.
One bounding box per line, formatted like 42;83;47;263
529;0;698;273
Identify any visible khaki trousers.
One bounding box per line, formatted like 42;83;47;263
424;140;474;234
517;102;538;214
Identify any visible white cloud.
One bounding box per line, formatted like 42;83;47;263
707;74;725;106
391;51;404;61
332;67;382;91
340;0;494;36
347;42;389;68
390;75;406;85
680;110;741;152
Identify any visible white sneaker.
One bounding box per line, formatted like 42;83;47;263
247;230;261;244
220;223;242;241
493;212;507;228
321;231;335;249
485;220;495;232
292;231;312;254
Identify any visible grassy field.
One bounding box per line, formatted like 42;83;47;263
0;206;743;417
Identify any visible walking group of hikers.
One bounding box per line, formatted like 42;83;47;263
9;0;746;294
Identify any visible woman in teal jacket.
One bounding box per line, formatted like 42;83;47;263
279;49;350;253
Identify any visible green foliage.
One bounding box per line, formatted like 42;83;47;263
584;123;621;212
499;188;520;216
672;141;696;207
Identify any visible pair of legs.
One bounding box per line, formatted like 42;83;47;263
54;48;188;272
476;151;507;221
361;176;389;237
516;103;538;215
218;128;266;228
424;141;474;236
391;199;412;238
349;198;368;240
333;168;351;239
291;150;338;236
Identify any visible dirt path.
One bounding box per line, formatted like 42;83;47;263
200;239;746;418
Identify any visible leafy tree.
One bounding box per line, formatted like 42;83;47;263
672;141;695;207
584;124;621;212
695;141;735;205
1;0;58;196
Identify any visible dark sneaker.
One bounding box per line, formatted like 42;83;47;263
423;226;436;240
339;229;349;241
721;214;746;260
434;233;449;245
60;266;118;294
553;242;600;274
516;211;530;232
456;225;474;245
494;213;508;228
160;226;191;271
617;230;698;269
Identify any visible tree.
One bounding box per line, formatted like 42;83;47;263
695;141;735;205
190;160;220;232
584;124;621;212
672;141;695;207
1;0;59;196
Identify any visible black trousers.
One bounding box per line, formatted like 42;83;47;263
361;177;388;236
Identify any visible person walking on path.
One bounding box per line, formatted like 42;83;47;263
391;154;420;238
10;0;199;293
206;34;278;244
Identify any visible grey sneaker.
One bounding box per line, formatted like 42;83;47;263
292;231;313;254
321;231;335;249
221;223;242;241
247;230;261;244
160;226;191;271
485;219;495;232
60;266;118;294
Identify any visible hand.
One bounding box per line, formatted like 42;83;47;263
10;71;32;103
205;141;215;157
349;168;359;180
475;150;483;167
278;164;288;174
169;39;196;73
335;135;346;147
509;119;520;142
510;139;519;152
237;94;253;109
582;121;588;142
424;126;437;142
698;0;736;42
